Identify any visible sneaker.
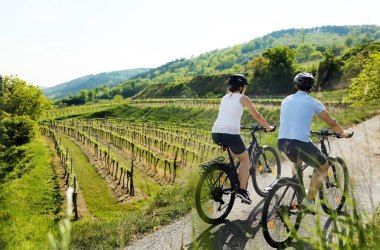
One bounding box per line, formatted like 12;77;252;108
236;189;252;205
300;198;316;215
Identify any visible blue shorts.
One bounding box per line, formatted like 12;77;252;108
212;133;246;155
278;139;327;168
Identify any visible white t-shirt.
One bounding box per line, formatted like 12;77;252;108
278;91;325;142
212;93;243;134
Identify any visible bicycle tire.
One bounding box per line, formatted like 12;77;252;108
262;179;303;248
319;156;348;214
250;146;281;197
195;164;236;224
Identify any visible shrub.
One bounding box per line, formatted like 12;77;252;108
0;114;37;147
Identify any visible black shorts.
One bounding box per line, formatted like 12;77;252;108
212;133;246;155
278;139;327;168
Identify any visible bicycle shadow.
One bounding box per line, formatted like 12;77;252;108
188;198;265;249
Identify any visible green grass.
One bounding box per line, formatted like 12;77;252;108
0;137;61;249
59;135;142;218
290;196;380;249
69;179;196;249
58;134;197;248
310;102;380;132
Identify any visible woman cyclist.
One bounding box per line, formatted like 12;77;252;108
211;74;275;204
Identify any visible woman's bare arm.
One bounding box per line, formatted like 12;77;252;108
240;95;273;131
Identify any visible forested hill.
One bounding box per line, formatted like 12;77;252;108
53;25;380;105
132;25;380;82
134;41;380;99
43;68;151;99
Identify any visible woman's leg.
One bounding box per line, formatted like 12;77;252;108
237;150;249;190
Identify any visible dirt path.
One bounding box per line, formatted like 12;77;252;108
125;114;380;250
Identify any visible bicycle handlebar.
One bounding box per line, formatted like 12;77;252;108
310;128;354;138
241;123;276;132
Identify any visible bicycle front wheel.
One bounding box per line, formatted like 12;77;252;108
262;180;303;248
319;157;348;214
251;146;281;197
195;164;235;224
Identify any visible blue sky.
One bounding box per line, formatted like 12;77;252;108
0;0;379;87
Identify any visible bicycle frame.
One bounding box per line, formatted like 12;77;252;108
246;126;276;175
266;131;333;196
224;128;263;183
271;130;344;208
293;132;335;186
225;147;240;190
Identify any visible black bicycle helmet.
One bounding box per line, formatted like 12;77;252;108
294;72;315;90
228;74;249;85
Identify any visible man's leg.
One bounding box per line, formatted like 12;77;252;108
307;161;329;201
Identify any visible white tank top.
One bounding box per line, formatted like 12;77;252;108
212;93;243;134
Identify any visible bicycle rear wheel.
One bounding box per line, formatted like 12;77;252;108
195;164;235;224
319;157;348;214
251;146;281;197
262;180;303;248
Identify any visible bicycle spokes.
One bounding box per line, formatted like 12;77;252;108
320;159;348;214
262;180;304;248
195;165;236;224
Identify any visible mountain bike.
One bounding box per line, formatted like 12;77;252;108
261;128;353;248
195;124;280;224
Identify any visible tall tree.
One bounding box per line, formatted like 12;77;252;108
0;75;51;148
296;43;314;63
0;75;51;120
344;52;380;106
316;49;343;89
262;46;296;94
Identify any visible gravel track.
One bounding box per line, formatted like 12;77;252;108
125;115;380;250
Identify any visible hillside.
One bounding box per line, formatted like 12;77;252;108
43;68;151;99
133;42;380;98
133;25;380;82
53;25;380;104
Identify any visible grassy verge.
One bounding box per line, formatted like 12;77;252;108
0;137;61;249
291;197;380;249
70;178;196;249
311;102;380;131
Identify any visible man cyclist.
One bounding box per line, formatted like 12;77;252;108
278;72;351;213
212;74;274;204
